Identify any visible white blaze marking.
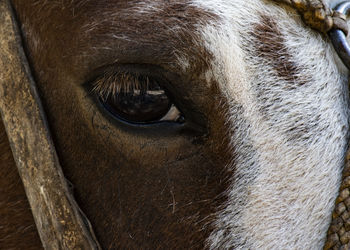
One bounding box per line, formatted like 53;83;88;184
191;0;349;249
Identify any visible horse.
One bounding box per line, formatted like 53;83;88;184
1;0;349;249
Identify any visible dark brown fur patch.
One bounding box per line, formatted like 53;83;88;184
0;117;42;249
250;14;316;142
252;15;307;87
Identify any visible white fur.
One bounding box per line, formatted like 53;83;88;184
190;0;349;249
85;0;349;248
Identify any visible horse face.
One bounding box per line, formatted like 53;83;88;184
11;0;349;248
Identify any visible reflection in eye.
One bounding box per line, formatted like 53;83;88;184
92;71;184;124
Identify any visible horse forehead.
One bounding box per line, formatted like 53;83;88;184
79;0;221;66
17;0;229;81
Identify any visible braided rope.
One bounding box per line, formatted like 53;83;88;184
275;0;348;34
324;150;350;249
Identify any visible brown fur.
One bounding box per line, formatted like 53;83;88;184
2;2;320;249
249;14;316;141
252;15;307;87
0;116;42;249
7;0;232;248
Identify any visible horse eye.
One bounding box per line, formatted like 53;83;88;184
95;73;184;124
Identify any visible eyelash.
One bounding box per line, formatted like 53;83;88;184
90;69;184;124
91;71;157;101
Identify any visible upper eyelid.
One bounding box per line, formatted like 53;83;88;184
91;71;159;100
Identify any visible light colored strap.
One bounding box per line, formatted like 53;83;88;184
0;0;101;249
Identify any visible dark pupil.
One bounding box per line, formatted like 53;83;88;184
102;79;171;123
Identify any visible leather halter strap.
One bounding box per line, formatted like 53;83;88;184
0;0;101;248
329;2;350;70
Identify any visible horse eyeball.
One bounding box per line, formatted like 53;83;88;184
97;74;183;124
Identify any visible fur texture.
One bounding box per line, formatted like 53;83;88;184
189;0;350;248
4;0;350;249
0;116;42;249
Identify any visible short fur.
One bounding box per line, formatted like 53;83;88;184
191;0;349;248
3;0;350;249
0;116;42;249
